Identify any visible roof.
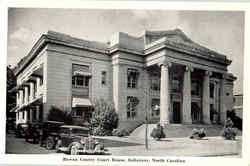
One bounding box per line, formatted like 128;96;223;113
13;29;232;76
143;29;230;63
60;125;89;130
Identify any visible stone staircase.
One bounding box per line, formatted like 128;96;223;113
131;123;227;138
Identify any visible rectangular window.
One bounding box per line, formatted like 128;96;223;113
150;72;160;91
76;76;84;86
191;79;200;96
172;75;181;93
22;112;24;119
127;68;139;88
72;76;89;88
72;64;90;88
210;83;215;98
101;71;107;85
76;109;83;117
72;107;84;117
127;96;139;119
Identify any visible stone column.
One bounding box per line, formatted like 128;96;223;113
30;108;33;122
203;71;212;124
24;110;28;123
20;90;24;105
30;82;34;101
24;86;29;105
220;74;227;125
182;66;193;124
36;77;40;97
36;106;40;121
16;91;19;106
158;61;172;126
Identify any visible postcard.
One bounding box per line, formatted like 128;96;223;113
0;1;250;165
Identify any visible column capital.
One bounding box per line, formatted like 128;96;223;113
158;61;172;68
205;71;213;76
185;66;194;72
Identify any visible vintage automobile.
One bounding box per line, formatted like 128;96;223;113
15;123;29;138
25;123;41;144
56;125;105;155
39;121;64;150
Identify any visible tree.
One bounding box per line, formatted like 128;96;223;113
90;99;119;136
6;65;16;120
47;106;73;124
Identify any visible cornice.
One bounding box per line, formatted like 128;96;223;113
14;31;232;76
144;38;231;66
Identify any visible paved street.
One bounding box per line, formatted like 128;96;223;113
5;132;241;157
5;133;57;154
96;136;242;157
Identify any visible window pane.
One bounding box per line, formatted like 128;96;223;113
127;96;139;119
76;76;84;86
84;77;89;87
127;69;139;88
210;83;214;98
72;77;75;85
191;80;200;96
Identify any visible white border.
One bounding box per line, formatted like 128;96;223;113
1;1;250;165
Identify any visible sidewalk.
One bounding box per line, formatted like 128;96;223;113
99;136;242;157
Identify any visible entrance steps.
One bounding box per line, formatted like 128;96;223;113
130;123;229;138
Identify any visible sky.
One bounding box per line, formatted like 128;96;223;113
7;8;244;94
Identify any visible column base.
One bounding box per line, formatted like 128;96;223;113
183;122;192;125
203;121;211;125
160;121;170;127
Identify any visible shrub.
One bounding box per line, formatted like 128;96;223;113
47;106;73;124
221;118;237;140
112;128;129;137
189;128;206;139
90;99;119;136
150;123;165;140
221;127;237;140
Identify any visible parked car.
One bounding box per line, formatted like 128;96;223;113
25;123;42;144
6;119;16;133
15;123;29;138
39;121;64;150
56;125;105;155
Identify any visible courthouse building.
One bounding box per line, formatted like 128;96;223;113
10;29;236;127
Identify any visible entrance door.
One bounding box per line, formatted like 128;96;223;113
191;102;201;123
173;102;181;123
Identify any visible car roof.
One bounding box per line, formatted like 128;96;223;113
44;121;64;124
60;125;89;130
18;123;28;125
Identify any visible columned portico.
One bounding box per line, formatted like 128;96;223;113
203;71;212;124
182;66;193;124
158;61;172;126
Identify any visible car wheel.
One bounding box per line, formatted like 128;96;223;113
39;139;43;147
70;145;79;155
46;137;55;150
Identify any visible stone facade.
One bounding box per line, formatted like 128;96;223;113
11;29;236;126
